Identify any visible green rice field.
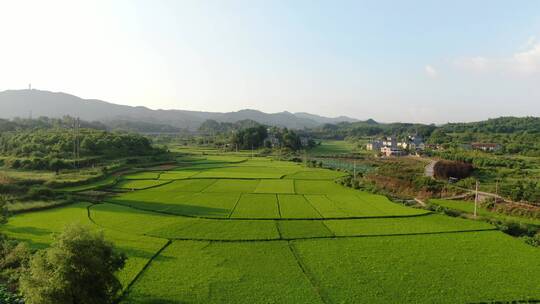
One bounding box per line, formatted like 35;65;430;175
2;155;540;303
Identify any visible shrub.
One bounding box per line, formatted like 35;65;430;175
26;187;55;200
433;160;473;179
20;224;126;304
524;233;540;247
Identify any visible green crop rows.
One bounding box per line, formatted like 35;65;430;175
2;156;540;303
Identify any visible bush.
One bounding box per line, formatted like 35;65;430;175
489;220;533;237
433;160;473;179
26;187;55;200
524;233;540;247
0;284;24;304
20;224;126;304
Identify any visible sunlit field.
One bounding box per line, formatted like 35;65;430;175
3;155;540;303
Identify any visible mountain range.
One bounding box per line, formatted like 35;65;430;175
0;89;358;130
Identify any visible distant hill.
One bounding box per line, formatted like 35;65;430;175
0;89;358;130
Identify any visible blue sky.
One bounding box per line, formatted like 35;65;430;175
1;0;539;123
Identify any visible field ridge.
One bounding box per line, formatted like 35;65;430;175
287;241;329;304
117;240;173;302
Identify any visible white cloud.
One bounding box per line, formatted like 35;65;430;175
522;36;536;49
424;65;438;78
454;56;490;72
512;43;540;74
455;36;540;76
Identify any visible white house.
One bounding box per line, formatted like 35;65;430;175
381;146;406;157
382;137;397;148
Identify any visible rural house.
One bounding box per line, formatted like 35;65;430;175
471;143;501;152
366;140;383;151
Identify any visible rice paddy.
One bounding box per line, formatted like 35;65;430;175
2;155;540;303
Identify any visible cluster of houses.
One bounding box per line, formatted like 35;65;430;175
366;135;425;157
467;143;501;152
367;135;502;157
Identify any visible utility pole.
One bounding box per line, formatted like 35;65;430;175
353;160;356;180
474;180;479;218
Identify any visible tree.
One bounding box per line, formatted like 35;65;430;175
48;158;65;175
20;224;126;304
231;126;267;149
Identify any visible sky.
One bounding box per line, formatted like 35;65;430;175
1;0;540;124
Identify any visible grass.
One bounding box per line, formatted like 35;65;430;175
0;203;168;290
122;241;323;304
122;171;161;180
293;232;540;303
327;194;389;216
0;167;104;183
278;221;333;239
294;180;355;195
5;154;540;303
150;219;279;240
112;174;427;219
230;194;280;219
304;195;349;218
284;168;347;180
111;184;240;218
6;200;69;212
254;179;295;194
203;179;260;193
430;199;540;226
165;192;239;218
192;166;291;179
278;194;322;218
92;203;493;240
113;179;217;205
115;179;170;190
58;175;117;192
323;214;494;236
158;170;199;180
308;140;360;156
91;203;279;241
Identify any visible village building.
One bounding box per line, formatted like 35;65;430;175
398;141;409;149
382;137;397;148
407;135;425;151
471;143;501;152
381;146;406;157
366;140;383;151
264;134;280;148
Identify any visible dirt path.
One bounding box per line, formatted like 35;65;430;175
424;160;437;178
414;198;427;207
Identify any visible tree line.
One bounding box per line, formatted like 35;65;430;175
0;128;165;172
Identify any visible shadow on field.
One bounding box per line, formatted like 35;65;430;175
124;296;179;304
105;199;231;218
117;247;175;262
5;226;51;236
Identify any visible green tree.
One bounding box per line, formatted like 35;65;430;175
20;224;126;304
48;158;65;175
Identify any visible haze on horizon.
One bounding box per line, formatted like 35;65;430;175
1;0;540;124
